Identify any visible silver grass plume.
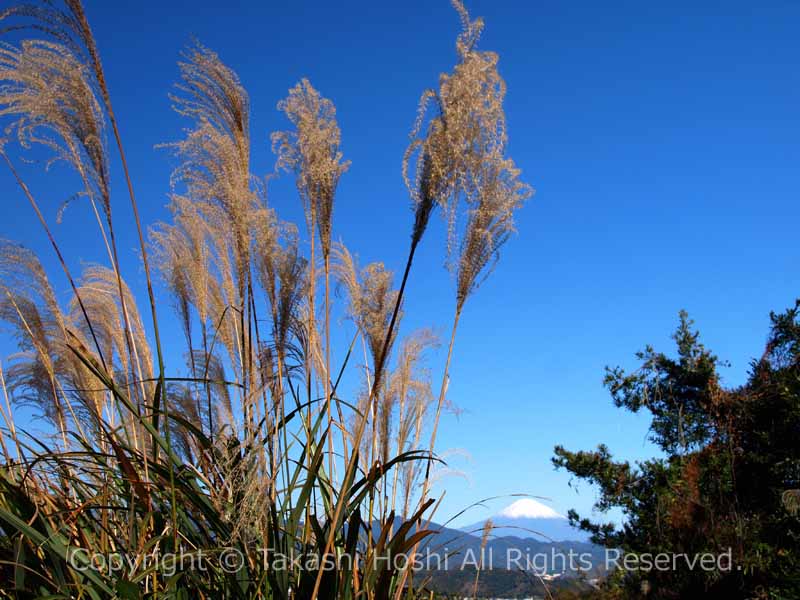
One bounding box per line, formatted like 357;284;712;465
254;217;308;369
0;240;70;435
456;154;530;312
168;42;256;292
0;38;109;216
271;79;349;260
389;328;438;515
332;242;401;371
73;266;154;403
402;0;529;267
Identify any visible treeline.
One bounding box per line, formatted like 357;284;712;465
554;305;800;599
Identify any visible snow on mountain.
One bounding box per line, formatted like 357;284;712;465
461;498;589;542
498;498;564;520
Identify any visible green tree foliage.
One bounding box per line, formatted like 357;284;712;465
553;306;800;599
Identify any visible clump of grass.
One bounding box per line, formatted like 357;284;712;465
0;0;532;598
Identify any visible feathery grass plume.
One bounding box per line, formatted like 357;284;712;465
336;244;405;524
403;0;508;256
168;120;253;290
391;7;529;536
174;202;215;329
481;516;493;553
334;241;402;507
1;7;179;503
150;201;219;430
167;41;255;293
0;243;112;448
167;381;200;460
358;262;401;371
0;2;88;54
75;266;153;386
0;240;70;439
176;347;234;463
272;79;349;258
0;244;99;447
333;242;401;371
0;359;19;463
192;349;233;419
150;219;195;350
294;299;327;386
0;35;128;349
253;216;307;487
254;217;307;373
389;328;439;515
204;259;239;376
456;154;531;312
2;1;124;114
0;39;109;216
72;265;154;448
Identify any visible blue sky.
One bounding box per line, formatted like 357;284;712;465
1;0;799;527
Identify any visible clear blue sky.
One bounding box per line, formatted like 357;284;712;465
1;0;799;527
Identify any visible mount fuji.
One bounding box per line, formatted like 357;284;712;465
461;498;588;542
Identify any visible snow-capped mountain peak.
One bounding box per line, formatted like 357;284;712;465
460;498;587;542
498;498;564;520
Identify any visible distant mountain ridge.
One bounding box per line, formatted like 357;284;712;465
370;499;600;577
363;504;605;597
460;498;590;543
